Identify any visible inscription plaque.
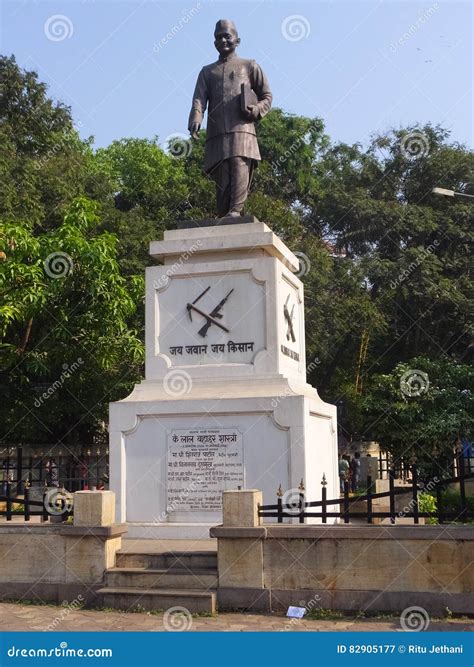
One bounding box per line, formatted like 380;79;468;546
167;428;244;511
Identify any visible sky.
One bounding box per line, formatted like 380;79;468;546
0;0;472;151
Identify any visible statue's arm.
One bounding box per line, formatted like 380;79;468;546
188;68;208;138
250;61;273;120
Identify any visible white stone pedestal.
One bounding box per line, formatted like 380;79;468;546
109;219;338;538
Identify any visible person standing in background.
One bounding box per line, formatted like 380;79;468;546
351;452;361;492
45;457;59;488
338;455;350;493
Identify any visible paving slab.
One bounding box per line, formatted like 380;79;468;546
0;602;471;633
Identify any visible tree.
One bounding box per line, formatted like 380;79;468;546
0;55;93;232
0;198;144;445
2;57;472;455
361;357;473;474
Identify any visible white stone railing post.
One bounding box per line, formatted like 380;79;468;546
73;490;116;526
222;489;262;527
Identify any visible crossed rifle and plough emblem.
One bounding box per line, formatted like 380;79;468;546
187;285;234;338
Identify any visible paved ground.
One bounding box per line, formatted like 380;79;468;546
1;602;472;633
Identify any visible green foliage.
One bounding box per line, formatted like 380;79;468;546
361;357;473;463
436;491;474;515
1;57;472;455
0;55;94;232
1;196;144;444
418;492;437;523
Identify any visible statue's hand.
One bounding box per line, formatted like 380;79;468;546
244;105;260;121
190;122;201;140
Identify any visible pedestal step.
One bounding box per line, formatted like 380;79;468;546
98;549;218;614
97;587;216;614
105;567;217;590
125;522;217;540
116;550;217;570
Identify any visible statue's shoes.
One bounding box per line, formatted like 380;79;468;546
226;211;241;217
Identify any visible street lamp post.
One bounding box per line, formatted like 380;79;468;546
432;187;474;202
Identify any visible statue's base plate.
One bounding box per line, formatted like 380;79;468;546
177;215;257;229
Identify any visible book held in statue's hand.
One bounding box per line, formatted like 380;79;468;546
240;83;258;115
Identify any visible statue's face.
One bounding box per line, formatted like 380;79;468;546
214;27;240;56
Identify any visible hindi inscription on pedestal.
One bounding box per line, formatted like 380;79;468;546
167;428;244;511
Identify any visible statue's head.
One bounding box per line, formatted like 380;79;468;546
214;19;240;57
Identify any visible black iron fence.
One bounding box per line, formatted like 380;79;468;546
259;459;474;525
0;481;73;522
0;445;108;495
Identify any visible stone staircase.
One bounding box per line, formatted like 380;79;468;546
97;549;217;614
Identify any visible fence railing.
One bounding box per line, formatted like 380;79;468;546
0;445;108;495
0;482;74;522
258;465;474;525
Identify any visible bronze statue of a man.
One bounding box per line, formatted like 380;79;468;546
188;20;272;218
